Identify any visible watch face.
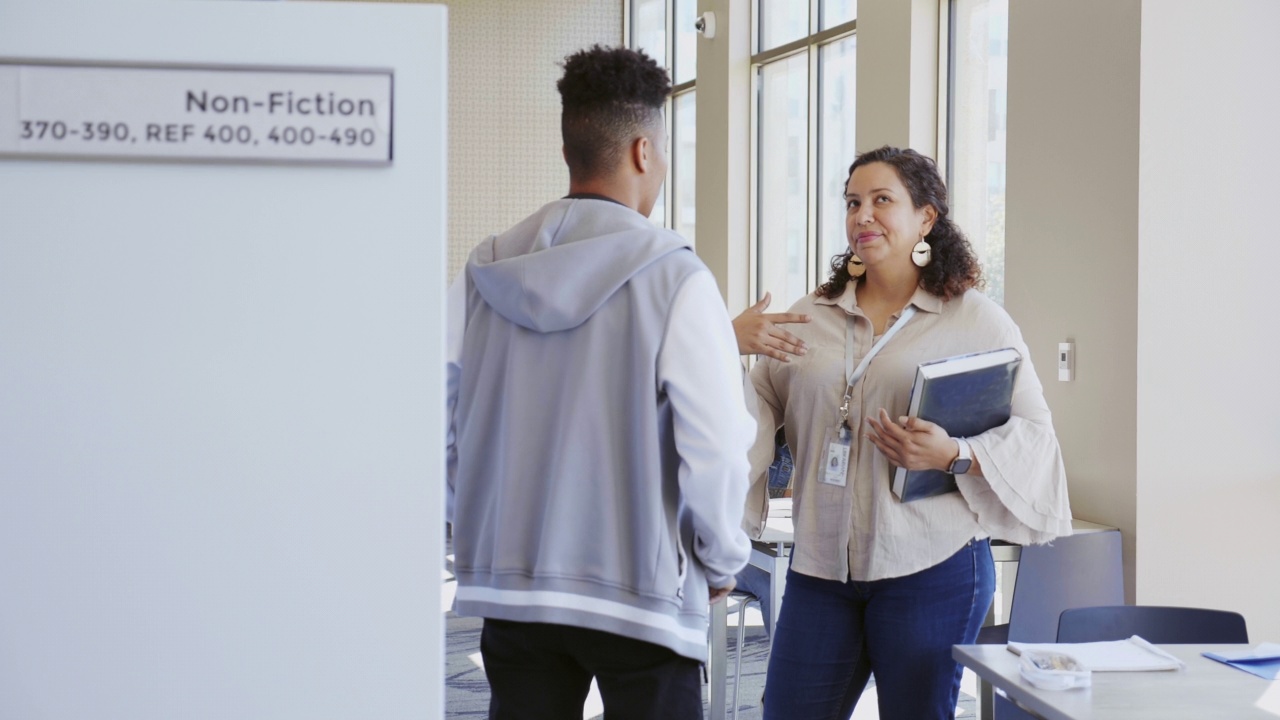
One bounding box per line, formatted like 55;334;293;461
950;458;972;475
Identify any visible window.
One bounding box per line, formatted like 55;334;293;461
947;0;1008;304
753;1;857;310
629;0;698;242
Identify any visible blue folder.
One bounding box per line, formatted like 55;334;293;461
1203;645;1280;680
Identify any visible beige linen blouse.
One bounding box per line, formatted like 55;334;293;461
743;283;1072;582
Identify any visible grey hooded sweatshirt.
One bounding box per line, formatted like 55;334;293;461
449;197;752;662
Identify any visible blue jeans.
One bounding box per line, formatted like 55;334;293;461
762;539;995;720
735;563;773;637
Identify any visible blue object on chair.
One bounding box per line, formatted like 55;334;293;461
976;530;1125;720
1057;605;1248;644
766;429;793;499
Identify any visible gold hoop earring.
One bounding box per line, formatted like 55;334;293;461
847;254;866;278
911;239;932;268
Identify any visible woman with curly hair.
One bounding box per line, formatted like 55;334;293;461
739;146;1071;719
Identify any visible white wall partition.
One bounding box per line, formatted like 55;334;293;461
1134;0;1280;642
0;2;446;718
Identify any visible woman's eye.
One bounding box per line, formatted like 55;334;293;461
846;200;858;210
875;196;890;204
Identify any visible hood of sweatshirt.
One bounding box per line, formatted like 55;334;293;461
467;197;694;333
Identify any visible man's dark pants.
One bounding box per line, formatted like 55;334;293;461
481;618;703;719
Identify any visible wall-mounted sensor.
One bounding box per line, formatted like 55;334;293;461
694;12;716;39
1058;342;1074;382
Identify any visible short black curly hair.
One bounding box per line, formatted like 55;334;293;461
817;146;983;301
557;45;671;179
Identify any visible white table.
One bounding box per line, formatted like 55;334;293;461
954;643;1280;719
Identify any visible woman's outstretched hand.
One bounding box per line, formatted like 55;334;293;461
732;292;811;362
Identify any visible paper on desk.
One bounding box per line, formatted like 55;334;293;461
1203;643;1280;680
767;497;792;518
1008;636;1185;671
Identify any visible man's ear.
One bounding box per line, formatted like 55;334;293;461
630;135;651;174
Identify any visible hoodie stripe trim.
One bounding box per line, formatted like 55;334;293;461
455;585;707;646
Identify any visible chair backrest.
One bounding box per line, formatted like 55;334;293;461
1006;530;1125;643
1057;605;1248;643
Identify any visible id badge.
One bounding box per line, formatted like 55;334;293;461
821;425;852;487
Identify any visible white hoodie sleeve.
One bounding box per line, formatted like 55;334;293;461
657;271;755;588
445;271;466;525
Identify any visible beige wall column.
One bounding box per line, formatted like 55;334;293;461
856;0;939;155
974;0;1280;641
694;0;752;310
1005;0;1142;600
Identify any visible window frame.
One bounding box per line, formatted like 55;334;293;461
942;0;1009;305
625;0;695;234
749;2;856;311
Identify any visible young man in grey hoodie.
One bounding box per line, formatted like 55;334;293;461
445;45;756;719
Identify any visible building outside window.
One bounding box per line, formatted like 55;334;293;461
629;0;697;244
947;0;1008;304
753;0;857;311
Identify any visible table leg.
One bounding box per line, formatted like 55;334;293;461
980;677;994;720
767;544;788;645
709;598;727;719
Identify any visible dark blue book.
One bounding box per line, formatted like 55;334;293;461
891;348;1022;502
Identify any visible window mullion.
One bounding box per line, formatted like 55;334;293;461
806;46;820;292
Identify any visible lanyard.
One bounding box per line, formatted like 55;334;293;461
839;305;917;425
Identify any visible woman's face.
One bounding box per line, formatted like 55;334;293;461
844;161;937;270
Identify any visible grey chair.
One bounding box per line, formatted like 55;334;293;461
1057;605;1248;644
976;530;1125;720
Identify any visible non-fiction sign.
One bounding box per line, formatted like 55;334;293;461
0;62;393;164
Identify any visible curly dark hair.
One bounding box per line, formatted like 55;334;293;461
557;45;672;179
816;146;982;301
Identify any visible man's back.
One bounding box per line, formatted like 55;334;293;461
450;197;750;661
443;44;752;720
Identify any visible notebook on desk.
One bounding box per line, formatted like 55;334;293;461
1008;636;1186;671
1203;643;1280;680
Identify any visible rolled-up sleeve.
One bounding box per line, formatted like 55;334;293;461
958;323;1073;544
742;359;786;538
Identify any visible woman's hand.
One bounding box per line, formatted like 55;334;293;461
866;409;958;471
732;292;811;362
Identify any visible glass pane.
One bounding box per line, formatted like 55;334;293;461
673;91;697;245
674;0;698;84
758;0;809;52
949;0;1008;304
631;0;667;68
650;185;667;227
757;53;810;310
818;35;856;281
821;0;857;29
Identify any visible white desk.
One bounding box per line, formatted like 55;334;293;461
954;643;1280;719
